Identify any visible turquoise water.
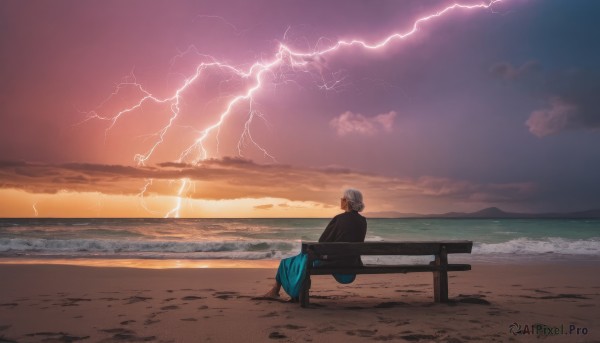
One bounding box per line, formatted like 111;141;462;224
0;218;598;261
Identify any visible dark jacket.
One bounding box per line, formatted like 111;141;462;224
318;211;367;266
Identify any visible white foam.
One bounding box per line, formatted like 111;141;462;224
365;235;384;242
0;238;299;256
474;237;600;255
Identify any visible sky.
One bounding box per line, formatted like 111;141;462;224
1;0;599;218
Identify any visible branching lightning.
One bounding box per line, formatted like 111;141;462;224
86;0;503;217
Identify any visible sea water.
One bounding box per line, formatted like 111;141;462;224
0;218;599;264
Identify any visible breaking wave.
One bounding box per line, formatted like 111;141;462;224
474;237;600;255
0;238;299;260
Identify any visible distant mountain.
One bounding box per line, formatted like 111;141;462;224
433;207;514;218
364;207;600;219
363;211;426;218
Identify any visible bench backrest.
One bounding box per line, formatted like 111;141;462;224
301;241;473;257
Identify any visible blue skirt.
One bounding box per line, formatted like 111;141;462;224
276;253;356;298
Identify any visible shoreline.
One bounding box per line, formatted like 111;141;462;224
0;257;280;269
1;254;599;269
1;260;599;341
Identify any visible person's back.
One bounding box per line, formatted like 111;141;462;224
319;211;366;242
318;201;367;267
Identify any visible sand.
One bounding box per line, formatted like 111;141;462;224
0;260;599;342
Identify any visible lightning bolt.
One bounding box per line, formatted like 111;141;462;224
163;178;191;218
136;179;163;215
32;202;39;217
86;0;503;217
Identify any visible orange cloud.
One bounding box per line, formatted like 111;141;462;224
254;204;274;210
0;158;536;216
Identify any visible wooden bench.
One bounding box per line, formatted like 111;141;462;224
299;241;472;308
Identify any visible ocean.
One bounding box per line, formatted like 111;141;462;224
1;218;599;265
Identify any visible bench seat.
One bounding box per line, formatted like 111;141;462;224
299;240;473;307
310;263;471;275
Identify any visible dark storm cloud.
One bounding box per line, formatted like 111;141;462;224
492;62;600;137
0;159;534;206
526;70;600;137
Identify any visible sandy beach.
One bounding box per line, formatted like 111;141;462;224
0;260;598;343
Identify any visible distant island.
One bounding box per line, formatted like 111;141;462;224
364;207;600;219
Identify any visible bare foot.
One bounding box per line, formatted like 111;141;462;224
262;288;280;298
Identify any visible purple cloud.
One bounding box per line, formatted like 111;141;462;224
526;97;578;137
330;111;396;136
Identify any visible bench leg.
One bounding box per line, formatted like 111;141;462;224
299;276;311;308
433;246;449;303
433;270;448;303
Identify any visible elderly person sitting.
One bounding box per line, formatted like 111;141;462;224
264;188;367;299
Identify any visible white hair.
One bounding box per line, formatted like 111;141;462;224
343;188;365;212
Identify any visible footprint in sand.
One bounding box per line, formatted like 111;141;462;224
346;329;377;337
181;296;205;301
160;305;179;311
26;332;89;342
99;297;119;301
250;296;290;304
400;333;437;341
457;298;491;305
58;298;92;307
443;337;465;343
123;296;152;304
180;318;198;322
519;293;589;300
143;319;160;326
274;324;306;330
371;334;403;341
101;328;155;341
213;291;239;300
316;326;336;334
529;289;551;294
144;312;164;325
539;293;589;300
375;301;407;308
454;294;491;305
344;306;366;310
268;332;287;339
377;316;395;324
